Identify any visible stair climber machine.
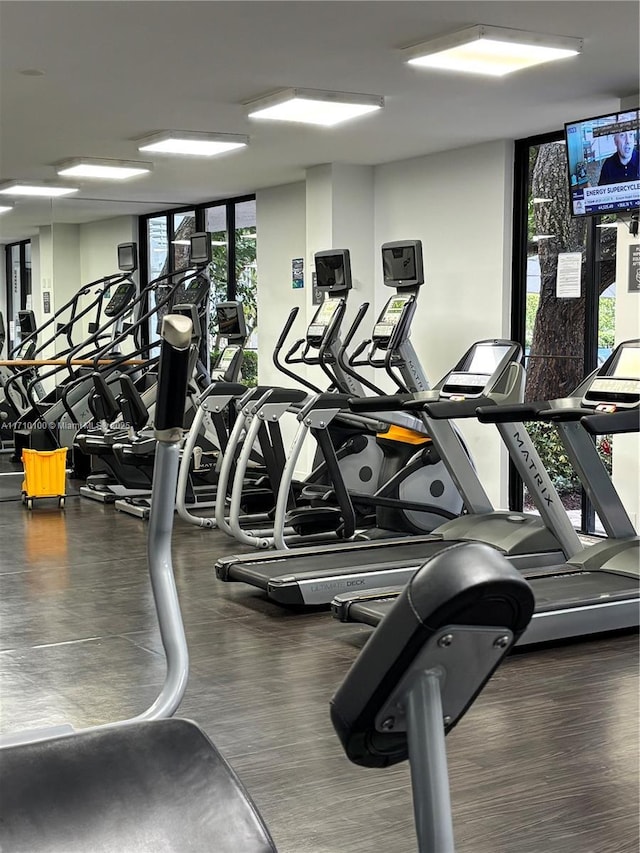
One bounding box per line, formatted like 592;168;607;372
0;311;537;853
75;234;214;507
1;249;135;449
110;301;246;520
10;244;140;465
333;339;640;648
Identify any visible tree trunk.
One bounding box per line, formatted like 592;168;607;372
526;144;616;401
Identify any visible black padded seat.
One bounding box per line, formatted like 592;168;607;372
330;541;534;768
0;718;276;853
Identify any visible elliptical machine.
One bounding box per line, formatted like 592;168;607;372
265;241;467;550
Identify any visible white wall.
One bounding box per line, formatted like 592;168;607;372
373;140;514;506
255;141;514;504
79;216;137;284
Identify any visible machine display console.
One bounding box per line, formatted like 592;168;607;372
216;302;246;340
217;346;240;370
314;250;352;292
440;343;514;398
372;295;410;342
583;341;640;408
307;298;341;343
182;276;210;305
381;240;424;289
18;310;37;337
189;233;212;266
117;243;137;272
104;282;136;317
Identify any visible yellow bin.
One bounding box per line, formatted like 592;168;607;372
21;448;68;509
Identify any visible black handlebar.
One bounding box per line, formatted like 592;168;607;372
581;409;639;435
154;315;193;437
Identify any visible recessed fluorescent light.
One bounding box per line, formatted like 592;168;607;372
403;25;582;77
0;181;78;197
532;234;555;241
533;197;553;204
0;204;13;214
246;88;383;127
56;157;153;180
137;131;249;157
596;223;619;229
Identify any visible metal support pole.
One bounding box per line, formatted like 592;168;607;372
134;440;189;721
405;671;455;853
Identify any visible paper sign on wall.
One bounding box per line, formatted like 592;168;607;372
556;252;582;298
629;244;640;293
292;258;304;289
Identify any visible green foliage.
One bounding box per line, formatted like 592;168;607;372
526;422;612;496
598;296;615;348
209;229;257;340
525;292;539;348
210;348;258;387
240;350;258;386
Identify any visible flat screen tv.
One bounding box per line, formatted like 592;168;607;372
564;109;639;217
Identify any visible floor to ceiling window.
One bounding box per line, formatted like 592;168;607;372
140;195;257;382
3;240;32;353
512;132;618;534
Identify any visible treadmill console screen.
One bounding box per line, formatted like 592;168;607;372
307;298;341;341
381;240;424;288
315;250;352;292
442;344;513;397
373;295;410;341
584;342;640;407
104;282;136;317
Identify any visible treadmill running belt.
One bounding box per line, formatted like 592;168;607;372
343;569;639;635
224;540;447;585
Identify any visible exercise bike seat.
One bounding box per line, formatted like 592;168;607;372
0;717;276;853
330;541;534;768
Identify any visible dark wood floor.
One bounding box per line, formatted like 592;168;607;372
0;476;638;853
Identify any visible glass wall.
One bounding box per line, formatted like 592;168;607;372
513;133;617;533
3;239;31;352
139;194;257;382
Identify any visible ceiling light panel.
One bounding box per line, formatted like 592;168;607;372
0;181;78;197
404;26;582;77
0;204;13;213
56;158;153;180
137;131;249;157
247;88;384;126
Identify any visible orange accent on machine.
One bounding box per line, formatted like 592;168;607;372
376;424;431;445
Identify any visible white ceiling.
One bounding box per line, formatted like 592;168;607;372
0;0;638;244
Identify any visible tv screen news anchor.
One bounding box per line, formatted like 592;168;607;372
598;130;639;186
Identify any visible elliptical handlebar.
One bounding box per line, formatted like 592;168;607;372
273;307;323;394
337;304;385;396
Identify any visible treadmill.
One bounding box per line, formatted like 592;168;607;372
216;250;581;606
334;339;639;647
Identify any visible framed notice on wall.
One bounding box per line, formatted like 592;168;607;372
629;244;640;293
292;258;304;289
